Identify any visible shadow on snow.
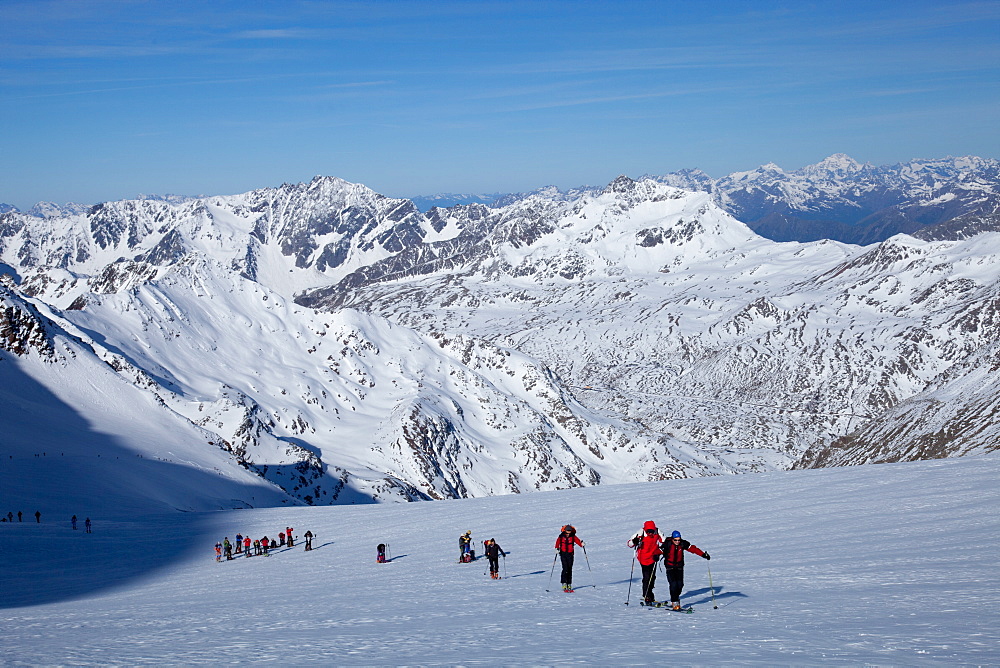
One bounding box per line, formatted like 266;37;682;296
0;355;286;609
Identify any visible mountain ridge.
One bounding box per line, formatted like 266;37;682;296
2;164;997;508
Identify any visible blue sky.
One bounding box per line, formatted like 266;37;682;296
1;0;998;209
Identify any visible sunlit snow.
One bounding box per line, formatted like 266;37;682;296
2;456;997;665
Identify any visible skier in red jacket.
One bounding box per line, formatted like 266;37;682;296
555;525;584;592
662;530;710;610
627;520;664;604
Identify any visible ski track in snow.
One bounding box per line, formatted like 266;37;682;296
1;456;999;665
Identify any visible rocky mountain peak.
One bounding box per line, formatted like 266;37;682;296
0;285;55;357
605;175;638;194
800;153;867;178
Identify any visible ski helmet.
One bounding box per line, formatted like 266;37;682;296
671;530;681;538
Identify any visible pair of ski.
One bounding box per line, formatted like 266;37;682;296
638;601;693;613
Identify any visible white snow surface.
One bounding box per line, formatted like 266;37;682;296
1;455;997;666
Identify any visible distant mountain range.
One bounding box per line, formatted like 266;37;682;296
407;154;1000;244
8;154;999;245
1;156;997;509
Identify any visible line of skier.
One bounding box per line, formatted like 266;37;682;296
451;522;710;606
209;519;710;608
215;526;316;561
3;511;94;532
2;510;43;523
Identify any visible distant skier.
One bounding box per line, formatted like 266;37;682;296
6;512;12;522
17;511;22;522
304;530;314;551
236;533;243;553
662;530;710;610
286;527;294;547
261;536;270;555
377;544;387;563
243;536;252;557
224;537;233;560
35;511;41;523
278;532;285;546
555;525;584;592
459;530;473;562
85;517;92;533
627;521;664;604
253;539;261;555
483;538;505;579
215;543;223;562
71;515;78;530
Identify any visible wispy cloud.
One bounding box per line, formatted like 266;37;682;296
231;29;324;41
3;72;393;101
819;1;1000;38
489;84;751;113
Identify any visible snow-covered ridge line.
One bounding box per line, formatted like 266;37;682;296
475;154;1000;244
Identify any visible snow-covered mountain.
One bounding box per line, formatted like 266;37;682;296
299;175;1000;472
652;154;1000;244
0;178;731;509
25;201;92;219
474;155;1000;244
0;279;296;514
2;169;997;509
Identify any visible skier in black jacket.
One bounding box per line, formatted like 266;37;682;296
483;538;505;579
662;530;710;610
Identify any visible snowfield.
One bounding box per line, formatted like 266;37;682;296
2;455;998;666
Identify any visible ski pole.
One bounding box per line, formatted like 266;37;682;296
502;553;507;579
582;544;596;589
546;552;558;591
707;563;718;609
625;556;636;605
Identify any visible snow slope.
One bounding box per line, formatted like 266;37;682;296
0;283;294;516
1;455;997;665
